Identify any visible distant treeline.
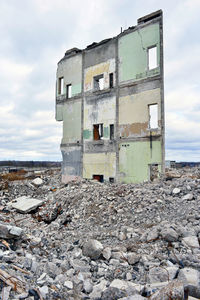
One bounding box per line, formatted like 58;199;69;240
0;161;61;168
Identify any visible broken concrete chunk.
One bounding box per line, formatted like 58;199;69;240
150;279;185;300
32;177;43;186
9;196;44;213
161;226;179;242
0;223;22;239
172;188;181;194
182;236;199;248
178;268;200;299
182;194;194;201
82;239;103;260
127;253;140;265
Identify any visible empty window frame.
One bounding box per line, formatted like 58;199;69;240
110;124;114;140
93;124;103;140
93;175;104;182
149;104;158;129
94;74;104;90
58;77;64;95
148;46;158;70
109;73;114;88
66;84;72;99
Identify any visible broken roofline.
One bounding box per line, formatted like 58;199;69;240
58;9;163;63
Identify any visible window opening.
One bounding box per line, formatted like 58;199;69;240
93;124;103;140
148;46;157;70
94;75;104;90
110;124;114;140
109;73;113;88
109;177;114;183
149;164;159;181
93;175;104;182
58;77;64;95
66;84;72;99
149;104;158;129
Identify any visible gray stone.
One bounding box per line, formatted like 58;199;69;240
0;223;23;239
146;228;159;241
101;287;127;300
89;279;108;298
64;280;73;289
148;266;179;283
82;239;103;260
182;236;199;248
150;279;185;300
110;279;141;292
127;253;140;265
83;278;93;294
178;268;200;298
103;247;111;260
39;286;48;299
182;194;194;201
32;177;43;186
173;188;181;194
71;259;91;272
161;227;179;242
9;196;44;213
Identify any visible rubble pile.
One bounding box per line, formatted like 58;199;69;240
0;168;200;299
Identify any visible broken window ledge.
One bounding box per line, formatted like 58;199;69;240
91;140;104;145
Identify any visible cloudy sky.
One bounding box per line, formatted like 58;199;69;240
0;0;199;162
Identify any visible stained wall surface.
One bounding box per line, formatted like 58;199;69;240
62;100;82;144
56;54;82;97
119;88;161;138
119;140;162;183
61;146;82;182
119;23;160;82
83;152;116;180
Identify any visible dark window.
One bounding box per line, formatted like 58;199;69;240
66;84;72;98
94;75;104;90
58;77;64;94
93;175;104;182
109;73;113;88
93;124;103;140
110;124;114;140
109;177;114;183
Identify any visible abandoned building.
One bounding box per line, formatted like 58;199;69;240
55;10;165;183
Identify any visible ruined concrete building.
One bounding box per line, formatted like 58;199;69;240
55;10;164;183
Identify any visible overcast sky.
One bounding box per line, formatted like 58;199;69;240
0;0;199;162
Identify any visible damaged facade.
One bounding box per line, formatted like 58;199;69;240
55;10;164;183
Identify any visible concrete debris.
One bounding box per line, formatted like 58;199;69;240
9;196;44;213
0;223;22;239
0;167;199;299
32;177;43;186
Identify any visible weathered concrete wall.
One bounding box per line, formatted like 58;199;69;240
119;140;162;183
56;10;164;184
62;100;81;144
83;152;116;180
61;146;82;182
57;54;82;97
84;59;115;92
84;95;116;140
56;103;63;121
119;88;161;138
119;23;160;82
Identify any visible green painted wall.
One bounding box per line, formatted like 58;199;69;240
56;104;63;121
62;101;81;144
72;83;82;97
119;140;162;183
119;23;160;82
